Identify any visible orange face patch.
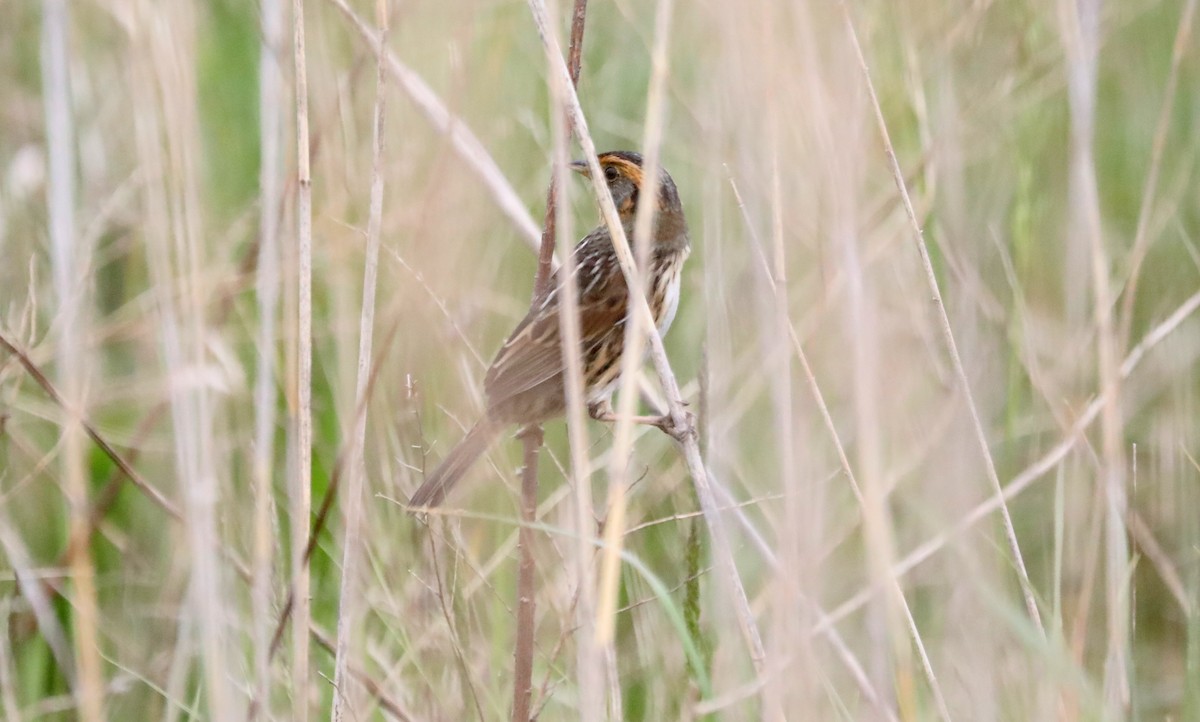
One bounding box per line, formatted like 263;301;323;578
599;155;644;188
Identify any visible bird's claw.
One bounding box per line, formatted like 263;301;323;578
587;398;614;422
654;411;696;443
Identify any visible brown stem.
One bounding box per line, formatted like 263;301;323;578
510;425;543;722
513;4;589;720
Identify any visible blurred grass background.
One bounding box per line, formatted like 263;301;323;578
1;0;1198;719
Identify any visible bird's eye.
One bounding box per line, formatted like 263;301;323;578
604;166;619;182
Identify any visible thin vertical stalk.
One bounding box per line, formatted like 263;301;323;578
838;153;907;717
331;1;388;718
768;162;796;603
761;154;812;718
291;0;315;716
513;4;588;720
596;0;674;646
537;0;603;714
40;1;103;717
552;98;604;722
181;57;231;722
1061;0;1129;713
511;426;543;722
167;0;232;713
133;1;230;715
254;0;285;709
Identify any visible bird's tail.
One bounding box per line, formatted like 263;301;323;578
408;417;502;510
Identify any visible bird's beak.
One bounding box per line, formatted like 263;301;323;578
568;159;589;176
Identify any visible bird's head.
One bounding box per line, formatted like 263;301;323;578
569;151;683;224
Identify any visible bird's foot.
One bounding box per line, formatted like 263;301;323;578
652;411;696;443
587;398;615;422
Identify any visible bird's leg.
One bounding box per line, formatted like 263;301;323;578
587;397;659;424
588;397;695;441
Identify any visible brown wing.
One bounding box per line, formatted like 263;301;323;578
483;229;626;409
483;293;563;405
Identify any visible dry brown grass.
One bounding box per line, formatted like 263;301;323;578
1;0;1198;719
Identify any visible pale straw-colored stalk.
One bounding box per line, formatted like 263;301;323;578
1059;0;1130;712
41;0;103;715
331;0;389;717
290;0;314;715
829;106;911;713
596;0;675;646
536;0;603;713
755;148;818;717
131;1;232;716
512;3;590;719
254;0;286;709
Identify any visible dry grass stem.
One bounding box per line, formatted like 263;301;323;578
596;0;674;647
330;1;390;718
512;2;590;718
40;1;104;716
253;0;286;709
535;0;603;713
127;3;233;717
839;0;1046;636
291;0;315;715
1060;0;1132;712
511;427;543;722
